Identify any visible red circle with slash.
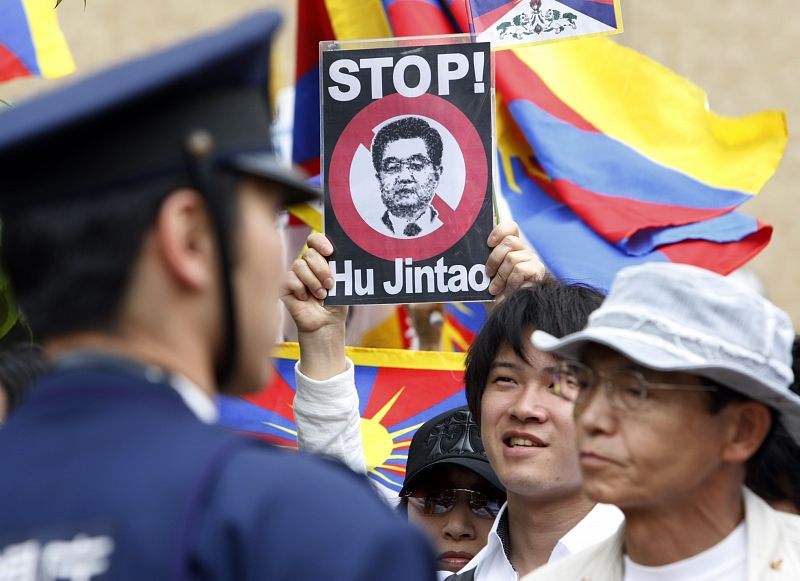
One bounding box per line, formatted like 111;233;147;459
328;92;488;261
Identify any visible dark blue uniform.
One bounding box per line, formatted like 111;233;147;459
0;363;436;579
0;9;436;581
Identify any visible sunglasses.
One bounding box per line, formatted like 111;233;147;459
402;488;504;519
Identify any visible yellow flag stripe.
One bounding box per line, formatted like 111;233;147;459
273;342;465;371
324;0;392;40
288;203;323;232
512;37;787;194
22;0;75;78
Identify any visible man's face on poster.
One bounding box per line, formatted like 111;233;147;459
377;137;442;220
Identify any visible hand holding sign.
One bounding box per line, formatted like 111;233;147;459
322;40;494;306
283;237;347;331
290;224;545;307
485;221;547;298
282;233;349;380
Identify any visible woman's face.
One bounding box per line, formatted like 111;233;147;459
405;464;505;573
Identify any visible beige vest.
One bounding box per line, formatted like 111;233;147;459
522;488;800;581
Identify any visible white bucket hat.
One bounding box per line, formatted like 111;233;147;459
533;263;800;444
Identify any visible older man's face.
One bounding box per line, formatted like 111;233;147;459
377;137;441;220
574;345;730;509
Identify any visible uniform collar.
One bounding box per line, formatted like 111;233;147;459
53;350;218;424
168;372;218;424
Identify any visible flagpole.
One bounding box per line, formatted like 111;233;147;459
463;0;477;41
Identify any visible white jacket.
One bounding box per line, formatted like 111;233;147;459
293;359;367;472
522;488;800;581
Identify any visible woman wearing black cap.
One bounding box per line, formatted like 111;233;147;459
398;406;506;574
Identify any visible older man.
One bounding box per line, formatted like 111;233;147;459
524;262;800;581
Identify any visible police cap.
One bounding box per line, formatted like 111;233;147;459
0;11;318;214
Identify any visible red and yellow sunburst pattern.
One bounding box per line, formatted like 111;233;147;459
219;343;467;492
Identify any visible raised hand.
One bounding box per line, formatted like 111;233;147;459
282;233;348;379
485;221;546;301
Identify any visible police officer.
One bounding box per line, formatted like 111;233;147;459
0;12;435;581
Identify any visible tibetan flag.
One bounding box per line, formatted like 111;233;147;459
443;302;488;352
495;96;773;290
381;0;459;37
292;0;391;175
467;0;623;49
291;0;333;175
299;0;782;292
0;0;74;82
218;342;467;493
494;40;782;284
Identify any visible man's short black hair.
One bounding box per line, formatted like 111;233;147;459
464;276;605;424
1;174;238;341
371;116;444;173
744;335;800;509
745;418;800;510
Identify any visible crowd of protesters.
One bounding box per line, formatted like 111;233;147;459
0;8;799;581
285;227;800;580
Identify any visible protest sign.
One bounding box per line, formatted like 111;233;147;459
321;39;494;306
468;0;623;49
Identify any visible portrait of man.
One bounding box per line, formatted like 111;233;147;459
371;116;444;238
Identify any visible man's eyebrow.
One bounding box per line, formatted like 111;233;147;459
489;360;521;371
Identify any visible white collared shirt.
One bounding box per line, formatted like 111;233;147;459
170;372;218;424
461;501;624;580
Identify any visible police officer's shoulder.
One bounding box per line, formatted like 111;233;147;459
209;442;396;519
192;442;438;580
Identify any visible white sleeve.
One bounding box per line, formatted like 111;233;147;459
293;358;368;474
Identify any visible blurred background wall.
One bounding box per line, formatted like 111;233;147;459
2;0;797;326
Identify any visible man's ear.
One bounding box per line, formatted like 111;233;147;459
435;164;443;178
720;400;773;464
154;188;216;290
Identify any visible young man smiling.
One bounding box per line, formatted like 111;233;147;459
524;263;800;581
451;278;624;580
282;222;545;579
